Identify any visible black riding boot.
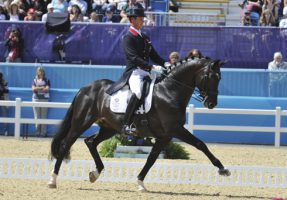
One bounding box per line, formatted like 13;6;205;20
121;94;140;134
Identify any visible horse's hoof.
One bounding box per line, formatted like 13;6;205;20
218;168;231;176
47;182;57;189
89;170;100;183
137;180;148;192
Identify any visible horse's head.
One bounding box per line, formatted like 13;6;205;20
196;59;225;109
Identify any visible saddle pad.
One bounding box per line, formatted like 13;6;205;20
110;74;156;114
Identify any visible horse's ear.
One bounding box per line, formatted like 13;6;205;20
219;60;228;66
212;59;227;69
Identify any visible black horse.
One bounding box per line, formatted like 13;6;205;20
48;57;230;191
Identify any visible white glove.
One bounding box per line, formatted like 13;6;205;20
152;65;162;72
164;62;171;68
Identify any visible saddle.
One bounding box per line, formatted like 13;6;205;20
110;74;155;114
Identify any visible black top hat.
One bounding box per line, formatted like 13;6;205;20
128;4;146;17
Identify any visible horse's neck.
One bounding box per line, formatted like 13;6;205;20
158;61;199;107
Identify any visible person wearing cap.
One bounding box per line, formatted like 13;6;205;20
106;5;166;134
102;7;118;23
41;3;54;22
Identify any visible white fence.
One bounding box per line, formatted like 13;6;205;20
0;98;286;147
0;158;286;188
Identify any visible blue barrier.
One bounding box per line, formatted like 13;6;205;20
1;22;287;68
1;64;287;97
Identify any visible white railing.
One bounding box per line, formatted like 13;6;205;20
186;105;287;148
0;98;286;147
0;158;286;188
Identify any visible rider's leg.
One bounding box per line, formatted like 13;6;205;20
121;93;140;134
121;69;149;134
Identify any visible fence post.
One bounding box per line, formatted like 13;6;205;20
188;104;195;134
14;98;21;139
274;107;281;147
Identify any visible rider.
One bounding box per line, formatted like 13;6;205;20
106;4;165;134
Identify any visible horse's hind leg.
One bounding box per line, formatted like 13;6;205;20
48;131;82;188
137;137;171;191
85;126;116;183
175;127;230;176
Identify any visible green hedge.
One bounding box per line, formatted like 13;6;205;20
99;136;189;160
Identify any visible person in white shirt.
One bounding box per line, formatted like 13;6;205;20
268;52;287;70
42;3;54;22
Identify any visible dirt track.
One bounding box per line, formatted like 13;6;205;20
0;137;286;200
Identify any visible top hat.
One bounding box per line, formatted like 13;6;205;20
128;4;146;17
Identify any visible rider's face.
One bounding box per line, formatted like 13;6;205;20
131;17;144;30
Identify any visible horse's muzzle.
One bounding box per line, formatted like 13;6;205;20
204;99;217;109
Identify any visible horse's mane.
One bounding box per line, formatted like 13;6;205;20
161;57;211;80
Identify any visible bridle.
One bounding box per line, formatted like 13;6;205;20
160;59;221;102
194;61;221;102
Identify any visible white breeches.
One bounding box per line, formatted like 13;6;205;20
129;68;150;99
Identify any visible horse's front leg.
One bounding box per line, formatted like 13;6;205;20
137;137;171;192
175;127;231;176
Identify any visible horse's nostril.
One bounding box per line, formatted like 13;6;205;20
208;103;214;108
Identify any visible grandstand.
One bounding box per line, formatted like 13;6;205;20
167;0;242;26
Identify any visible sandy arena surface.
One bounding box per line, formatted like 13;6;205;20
0;137;286;200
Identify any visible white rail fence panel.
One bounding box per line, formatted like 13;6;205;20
0;158;286;188
0;98;286;146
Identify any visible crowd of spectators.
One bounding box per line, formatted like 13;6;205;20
240;0;287;27
0;0;169;24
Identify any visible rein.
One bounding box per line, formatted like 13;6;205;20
158;65;205;102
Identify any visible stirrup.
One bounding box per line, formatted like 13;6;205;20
122;124;136;134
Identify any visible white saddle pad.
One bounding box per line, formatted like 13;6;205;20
110;74;156;114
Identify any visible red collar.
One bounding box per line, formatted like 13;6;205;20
129;27;139;36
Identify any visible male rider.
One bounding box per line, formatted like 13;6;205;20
106;5;165;134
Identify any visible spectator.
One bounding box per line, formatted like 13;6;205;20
242;10;252;25
260;8;276;25
42;3;54;22
279;6;287;27
268;52;287;70
68;0;87;16
117;0;127;10
169;51;180;64
32;66;50;137
120;0;138;23
51;0;68;13
0;72;9;136
0;4;8;20
24;8;37;21
102;7;118;22
31;0;47;20
187;48;203;59
8;1;24;21
262;0;279;21
89;11;99;22
5;28;23;62
246;0;262;26
69;4;84;21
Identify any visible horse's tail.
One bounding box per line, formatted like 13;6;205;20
50;94;77;160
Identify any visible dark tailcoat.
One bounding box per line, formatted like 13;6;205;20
106;27;165;95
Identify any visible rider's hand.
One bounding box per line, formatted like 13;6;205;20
152;65;162;72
